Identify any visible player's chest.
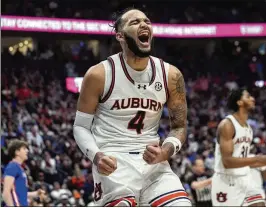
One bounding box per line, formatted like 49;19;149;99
106;97;163;116
233;129;253;145
111;79;166;103
15;171;28;187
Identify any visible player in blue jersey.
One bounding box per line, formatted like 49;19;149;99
2;140;45;206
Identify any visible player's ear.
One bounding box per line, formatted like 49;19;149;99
237;100;243;107
116;32;124;42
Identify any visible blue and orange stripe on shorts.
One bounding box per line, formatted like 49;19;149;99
149;189;190;207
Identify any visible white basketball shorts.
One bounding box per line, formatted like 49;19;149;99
211;172;265;206
92;152;191;206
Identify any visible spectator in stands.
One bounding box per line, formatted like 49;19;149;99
26;125;44;148
56;194;72;207
50;182;72;201
40;151;57;184
69;189;85;206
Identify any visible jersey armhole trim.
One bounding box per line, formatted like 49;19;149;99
100;57;115;103
159;59;169;101
149;57;156;86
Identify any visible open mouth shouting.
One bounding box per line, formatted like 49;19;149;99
137;31;150;48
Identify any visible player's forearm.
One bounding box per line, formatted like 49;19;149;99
3;192;14;206
191;178;212;190
223;156;266;169
163;103;187;159
73;111;101;163
168;126;187;145
164;66;187;158
73;125;100;162
168;98;187;142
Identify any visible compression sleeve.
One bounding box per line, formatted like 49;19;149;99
73;111;100;162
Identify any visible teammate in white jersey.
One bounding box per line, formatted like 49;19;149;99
73;8;191;207
212;88;266;206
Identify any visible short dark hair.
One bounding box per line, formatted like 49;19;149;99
227;88;247;112
110;7;144;33
8;139;28;159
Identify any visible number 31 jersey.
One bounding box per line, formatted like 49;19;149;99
91;52;169;152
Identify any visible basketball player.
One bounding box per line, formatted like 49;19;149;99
2;139;46;206
212;88;266;206
73;8;191;206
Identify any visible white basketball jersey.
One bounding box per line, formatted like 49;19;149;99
214;115;253;176
91;53;169;152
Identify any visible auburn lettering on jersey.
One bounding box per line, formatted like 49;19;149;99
110;98;163;111
235;137;252;144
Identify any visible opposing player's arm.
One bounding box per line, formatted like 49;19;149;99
219;119;266;168
28;189;46;199
163;65;187;157
2;176;15;206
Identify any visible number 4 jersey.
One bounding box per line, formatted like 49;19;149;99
91;52;169;152
214;115;253;176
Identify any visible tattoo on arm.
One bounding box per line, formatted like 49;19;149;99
170;72;186;99
167;70;187;144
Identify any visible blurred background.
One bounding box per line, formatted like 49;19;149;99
1;0;266;206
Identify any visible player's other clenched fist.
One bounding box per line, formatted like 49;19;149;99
93;152;117;176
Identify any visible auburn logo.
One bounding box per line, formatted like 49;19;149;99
216;192;227;202
94;182;103;201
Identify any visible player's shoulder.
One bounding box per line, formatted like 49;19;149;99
5;161;19;169
167;64;184;90
218;117;234;128
84;53;120;79
217;118;235;135
4;162;20;175
168;64;182;77
85;62;105;77
83;62;105;85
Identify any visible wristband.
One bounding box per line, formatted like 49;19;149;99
162;137;182;156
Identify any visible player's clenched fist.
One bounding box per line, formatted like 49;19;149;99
143;144;168;164
93;152;117;176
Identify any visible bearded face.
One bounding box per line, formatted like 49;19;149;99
117;10;153;58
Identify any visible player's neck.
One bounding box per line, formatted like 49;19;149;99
12;157;24;165
122;52;149;71
233;110;248;127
